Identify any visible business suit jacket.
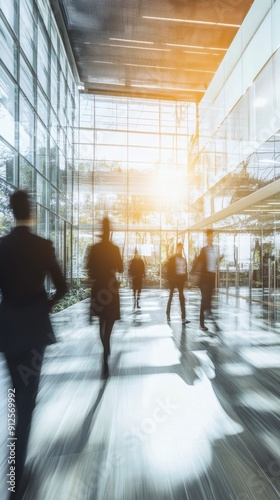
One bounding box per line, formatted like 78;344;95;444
167;254;187;283
129;258;145;278
0;226;67;354
195;246;218;274
195;247;208;274
87;239;123;320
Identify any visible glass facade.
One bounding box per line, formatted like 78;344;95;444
1;0;280;304
187;0;280;308
0;0;78;279
77;95;196;287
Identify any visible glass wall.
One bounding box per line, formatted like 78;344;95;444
0;0;79;280
77;95;195;287
186;0;280;308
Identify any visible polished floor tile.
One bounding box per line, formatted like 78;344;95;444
0;287;280;499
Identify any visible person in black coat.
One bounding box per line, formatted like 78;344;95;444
0;190;67;498
86;217;123;377
166;242;190;325
129;249;145;309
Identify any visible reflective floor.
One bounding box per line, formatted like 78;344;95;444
1;288;280;499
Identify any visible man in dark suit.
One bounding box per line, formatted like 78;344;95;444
166;242;190;325
129;248;145;309
0;190;67;497
194;229;220;334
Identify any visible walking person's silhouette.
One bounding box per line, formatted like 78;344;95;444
192;229;220;334
0;190;67;498
86;217;123;377
129;248;145;309
166;242;190;325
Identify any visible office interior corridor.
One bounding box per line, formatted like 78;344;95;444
1;288;280;500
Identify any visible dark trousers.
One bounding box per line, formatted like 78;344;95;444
132;277;142;304
4;347;45;496
199;272;215;327
99;318;114;361
166;275;186;319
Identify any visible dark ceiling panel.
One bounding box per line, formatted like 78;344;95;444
51;0;254;101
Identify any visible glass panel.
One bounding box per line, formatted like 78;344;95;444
59;194;67;219
59;73;66;126
19;93;34;163
50;137;58;184
67;86;72;124
0;139;17;184
275;48;280;124
50;46;58;113
128;132;159;148
97;130;128;146
50;185;58;214
128;146;159;164
80;95;95;128
37;203;48;238
0;179;14;235
50;109;58;142
36;119;48;176
37;0;49;30
58;152;66;191
37;19;49;95
20;0;36;69
50;16;58;54
79;143;94;161
37;86;48;124
254;60;274;146
20;55;35;106
0;67;16;147
66;222;72;279
95;96;128;130
80;129;93;143
0;19;17;77
95;145;127;162
19;156;34;190
59;44;67;77
36;172;47;205
0;0;17;33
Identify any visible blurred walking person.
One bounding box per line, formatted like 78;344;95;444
86;217;123;377
192;229;220;334
166;242;190;325
0;190;67;498
129;248;145;309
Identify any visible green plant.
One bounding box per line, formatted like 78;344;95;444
52;283;91;313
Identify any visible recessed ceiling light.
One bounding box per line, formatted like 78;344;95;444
130;82;204;92
184;50;220;56
109;38;154;45
166;43;227;51
142;16;240;28
99;43;171;51
182;68;215;74
92;60;177;70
